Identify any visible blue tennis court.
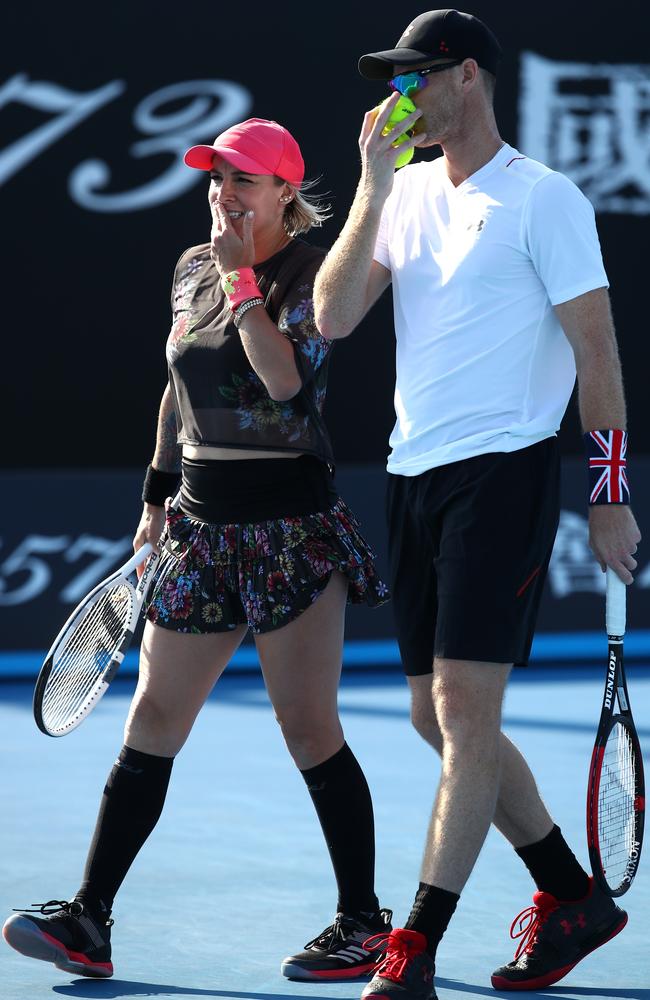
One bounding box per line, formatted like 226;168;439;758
1;665;648;999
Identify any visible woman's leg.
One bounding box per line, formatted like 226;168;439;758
255;572;380;919
75;621;248;916
2;621;247;977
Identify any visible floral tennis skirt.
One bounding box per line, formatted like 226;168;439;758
146;498;389;635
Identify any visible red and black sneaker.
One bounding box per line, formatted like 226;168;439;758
361;928;437;1000
491;877;627;990
3;899;113;978
281;909;393;981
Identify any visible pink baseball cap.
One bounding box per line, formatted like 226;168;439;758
184;118;305;185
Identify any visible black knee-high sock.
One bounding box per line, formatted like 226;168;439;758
300;742;379;917
74;745;174;916
516;824;590;900
405;882;459;958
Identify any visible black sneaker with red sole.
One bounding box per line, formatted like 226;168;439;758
491;877;627;990
281;909;393;981
361;928;437;1000
3;899;113;978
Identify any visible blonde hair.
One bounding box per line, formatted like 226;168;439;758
274;176;332;236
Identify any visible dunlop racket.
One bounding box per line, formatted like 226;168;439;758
586;568;645;895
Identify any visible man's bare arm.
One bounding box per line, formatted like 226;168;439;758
555;287;641;583
555;288;626;430
314;202;392;340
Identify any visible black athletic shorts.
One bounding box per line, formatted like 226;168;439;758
386;437;560;674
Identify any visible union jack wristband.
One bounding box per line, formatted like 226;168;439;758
584;429;630;505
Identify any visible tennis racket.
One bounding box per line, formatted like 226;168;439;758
33;543;159;737
586;568;645;896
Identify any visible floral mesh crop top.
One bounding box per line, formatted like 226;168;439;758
166;238;335;465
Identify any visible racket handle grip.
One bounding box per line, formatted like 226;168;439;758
606;567;626;637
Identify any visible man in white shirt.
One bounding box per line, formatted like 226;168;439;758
313;9;641;1000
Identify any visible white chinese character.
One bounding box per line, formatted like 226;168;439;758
548;510;605;598
519;53;650;215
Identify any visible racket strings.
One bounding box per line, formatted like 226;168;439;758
45;586;131;716
598;722;638;885
41;584;134;731
43;595;129;724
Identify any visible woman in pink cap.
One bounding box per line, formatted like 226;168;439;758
3;119;392;981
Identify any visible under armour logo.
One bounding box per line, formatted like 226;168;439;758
560;913;586;936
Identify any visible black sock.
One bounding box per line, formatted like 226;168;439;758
74;745;174;916
300;742;379;918
516;824;590;901
404;882;459;958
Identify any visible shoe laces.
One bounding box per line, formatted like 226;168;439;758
305;914;357;951
364;931;426;982
305;908;392;951
509;892;559;960
14;899;113;927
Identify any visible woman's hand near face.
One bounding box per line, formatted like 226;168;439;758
210;204;256;275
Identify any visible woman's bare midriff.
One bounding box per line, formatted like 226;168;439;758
183;444;304;461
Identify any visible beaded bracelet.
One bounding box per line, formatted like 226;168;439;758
221;267;261;309
584;429;630;505
233;297;264;328
142;464;181;507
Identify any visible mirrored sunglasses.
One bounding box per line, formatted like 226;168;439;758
388;59;465;97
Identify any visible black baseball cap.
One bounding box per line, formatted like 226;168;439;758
358;9;502;80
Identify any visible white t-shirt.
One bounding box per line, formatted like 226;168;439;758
373;143;609;476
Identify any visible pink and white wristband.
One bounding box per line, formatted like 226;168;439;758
221;268;261;309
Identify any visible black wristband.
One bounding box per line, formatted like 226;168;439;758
142;464;180;507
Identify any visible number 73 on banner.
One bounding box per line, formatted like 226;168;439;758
0;73;252;212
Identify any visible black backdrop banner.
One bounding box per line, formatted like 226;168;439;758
0;461;649;673
3;1;650;466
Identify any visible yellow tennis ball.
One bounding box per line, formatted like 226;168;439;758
375;95;417;169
